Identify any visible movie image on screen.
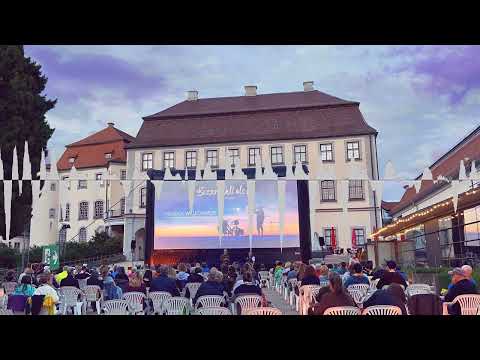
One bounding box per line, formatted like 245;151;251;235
154;180;300;250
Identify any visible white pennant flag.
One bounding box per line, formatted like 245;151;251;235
294;160;308;180
278;180;286;253
458;160;468;180
4;180;12;241
384;160;397;180
151;180;164;201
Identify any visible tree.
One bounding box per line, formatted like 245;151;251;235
0;45;55;240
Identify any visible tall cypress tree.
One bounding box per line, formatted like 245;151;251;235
0;45;55;241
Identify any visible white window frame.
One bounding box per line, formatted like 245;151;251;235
142;152;153;171
140;187;147;208
65;203;70;222
206;149;219;168
78;180;87;189
346;140;361;161
163;151;175;169
120;169;127;180
185;150;197;169
79;227;87;243
270;145;284;165
352;227;366;246
348;180;364;200
293;144;308;164
248;147;261;167
320;142;334;162
228;148;240;168
79;201;89;220
323;227;337;247
94;200;104;219
320;180;336;202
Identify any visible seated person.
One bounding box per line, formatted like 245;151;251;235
75;265;91;280
14;276;36;297
363;261;374;277
150;266;180;297
60;267;79;288
335;262;348;275
125;271;147;294
444;267;478;315
376;261;408;289
233;271;267;309
310;273;356;315
396;266;408;282
447;265;476;290
114;266;130;293
33;273;60;315
287;263;298;281
300;265;320;286
363;283;408;315
193;269;226;306
317;265;329;283
344;263;370;288
143;269;153;289
175;263;190;291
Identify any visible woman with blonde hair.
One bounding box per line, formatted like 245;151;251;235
125;271;147;294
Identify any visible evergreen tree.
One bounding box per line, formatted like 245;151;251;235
0;45;55;240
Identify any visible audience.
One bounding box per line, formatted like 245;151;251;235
150;266;180;296
176;263;190;291
33;273;60;315
114;266;130;293
363;283;408;315
444;267;478;315
143;269;153;289
193;269;226;306
75;265;91;280
60;267;80;288
311;273;355;315
376;261;408;289
125;271;147;294
344;263;370;288
14;276;36;297
300;265;321;286
317;265;329;283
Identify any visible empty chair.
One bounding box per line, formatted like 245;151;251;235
102;300;129;315
362;305;402;315
258;271;270;289
442;294;480;315
0;308;13;315
185;282;202;304
162;297;192;315
195;295;225;310
2;282;17;296
83;285;103;315
233;294;262;315
323;306;361;315
123;292;147;315
244;307;282;315
60;286;85;315
148;291;172;315
195;307;232;315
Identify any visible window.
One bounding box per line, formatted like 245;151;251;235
248;147;261;166
228;148;240;168
140;187;147;208
294;145;307;164
320;143;333;162
270;146;284;165
353;228;366;245
323;228;336;246
185;151;197;168
78;180;87;189
349;180;364;200
50;183;56;191
320;180;336;201
346;141;361;160
142;153;153;171
94;200;104;219
69;157;75;164
79;201;89;220
120;169;127;180
49;208;55;219
120;197;126;216
206;149;218;168
96;173;102;181
105;153;112;159
59;228;67;244
163;151;175;169
14;242;20;249
79;227;87;243
65;203;70;222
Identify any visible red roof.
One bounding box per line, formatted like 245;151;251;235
381;201;399;212
57;125;134;171
390;125;480;215
128;90;377;149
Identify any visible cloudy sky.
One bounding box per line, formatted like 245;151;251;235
24;45;480;200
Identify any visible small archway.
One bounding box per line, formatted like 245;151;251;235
134;228;146;261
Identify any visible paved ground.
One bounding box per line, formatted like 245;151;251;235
263;287;299;315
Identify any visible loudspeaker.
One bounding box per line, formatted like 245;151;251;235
319;236;325;247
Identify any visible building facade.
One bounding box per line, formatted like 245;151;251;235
124;82;380;261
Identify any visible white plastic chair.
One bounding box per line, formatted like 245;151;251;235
122;292;147;315
102;299;129;315
148;291;172;315
406;284;432;297
162;297;192;315
299;285;321;315
244;307;282;315
2;282;17;296
258;271;270;289
77;279;88;291
60;286;85;315
0;308;13;315
363;305;402;315
442;294;480;315
370;278;380;290
323;306;361;315
319;280;330;288
83;285;103;315
233;294;262;315
347;288;366;307
195;295;225;310
348;283;370;295
288;279;298;307
195;307;232;315
185;282;202;305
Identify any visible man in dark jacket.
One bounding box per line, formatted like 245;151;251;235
363;283;408;315
444;267;478;315
377;261;408;289
150;266;180;297
60;268;80;288
193;269;226;306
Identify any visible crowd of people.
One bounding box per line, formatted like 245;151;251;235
1;256;478;315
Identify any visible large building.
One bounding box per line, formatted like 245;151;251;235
29;123;134;249
374;125;480;267
124;82;381;261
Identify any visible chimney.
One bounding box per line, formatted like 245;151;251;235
244;85;257;96
187;90;198;101
303;81;314;91
107;122;114;128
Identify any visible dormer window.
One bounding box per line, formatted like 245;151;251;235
69;157;75;164
105;153;112;159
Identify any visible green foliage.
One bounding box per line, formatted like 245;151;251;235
0;243;21;268
0;45;55;240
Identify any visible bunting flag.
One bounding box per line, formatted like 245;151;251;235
384;160;397;180
4;180;12;241
151;180;164;202
352;229;357;248
331;227;336;249
38;148;47;180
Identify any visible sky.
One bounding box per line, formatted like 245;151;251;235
24;45;480;201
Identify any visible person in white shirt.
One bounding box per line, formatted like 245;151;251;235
33;273;60;315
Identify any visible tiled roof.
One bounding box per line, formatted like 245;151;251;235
381;201;399;212
57;125;134;171
128;90;377;149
